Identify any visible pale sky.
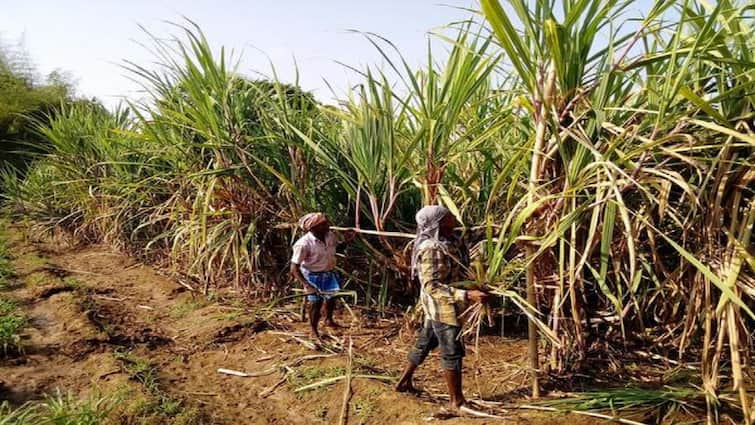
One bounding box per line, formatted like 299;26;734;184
1;1;482;108
1;0;657;109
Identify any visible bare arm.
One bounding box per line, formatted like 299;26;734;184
290;263;316;294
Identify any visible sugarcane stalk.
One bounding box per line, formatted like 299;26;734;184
338;338;354;425
568;196;584;357
702;273;714;425
524;245;539;398
330;226;415;239
725;198;754;424
524;61;555;398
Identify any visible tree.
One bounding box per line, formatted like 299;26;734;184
0;41;72;172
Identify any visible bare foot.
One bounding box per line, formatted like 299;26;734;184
323;319;343;329
309;330;324;343
431;407;457;420
394;379;416;393
434;403;475;419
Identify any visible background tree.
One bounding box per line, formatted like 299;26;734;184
0;40;72;173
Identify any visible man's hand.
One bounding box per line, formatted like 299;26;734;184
467;289;489;303
291;263;316;295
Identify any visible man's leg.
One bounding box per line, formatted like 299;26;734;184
323;298;342;328
434;321;465;410
323;273;342;328
396;321;438;392
308;298;323;340
395;362;418;393
443;369;464;410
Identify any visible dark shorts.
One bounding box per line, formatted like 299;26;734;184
407;320;465;371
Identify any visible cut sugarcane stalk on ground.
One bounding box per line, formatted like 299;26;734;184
217;367;277;378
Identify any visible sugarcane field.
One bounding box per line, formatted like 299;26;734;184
0;0;753;424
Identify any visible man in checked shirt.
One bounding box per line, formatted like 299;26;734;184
395;205;488;414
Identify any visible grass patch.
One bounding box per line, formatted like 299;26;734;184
351;385;381;424
123;391;200;424
313;404;329;424
0;389;120;425
62;277;88;290
169;299;203;319
113;351;202;424
354;354;379;371
24;272;57;287
114;350;160;391
353;397;377;425
0;298;27;355
215;310;243;322
14;253;47;271
288;365;346;394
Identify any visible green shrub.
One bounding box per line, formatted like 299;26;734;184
0;231;13;290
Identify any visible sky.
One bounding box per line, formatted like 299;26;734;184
1;0;660;109
0;0;481;108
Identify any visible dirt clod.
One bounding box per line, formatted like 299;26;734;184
36;285;75;299
213;319;271;343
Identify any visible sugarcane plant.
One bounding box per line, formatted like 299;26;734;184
481;0;754;420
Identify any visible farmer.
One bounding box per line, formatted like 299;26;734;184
290;212;355;341
395;205;488;414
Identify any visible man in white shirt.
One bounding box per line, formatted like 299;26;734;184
290;212;354;341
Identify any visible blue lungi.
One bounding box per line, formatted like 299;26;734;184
300;268;341;302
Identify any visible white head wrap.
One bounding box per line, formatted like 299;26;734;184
410;205;451;279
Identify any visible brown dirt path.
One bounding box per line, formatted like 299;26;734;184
0;221;603;424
